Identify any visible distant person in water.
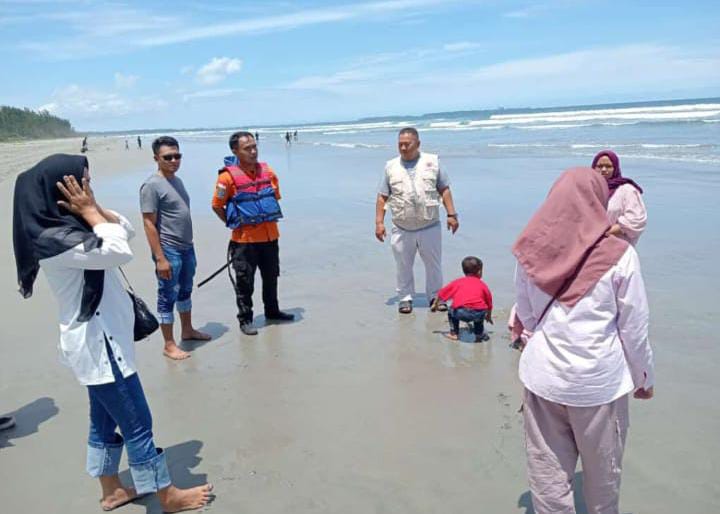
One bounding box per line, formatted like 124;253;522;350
375;127;459;314
13;154;214;512
125;139;129;150
591;150;647;246
137;136;142;149
293;130;298;142
81;137;88;153
140;136;211;360
254;131;259;142
285;132;291;145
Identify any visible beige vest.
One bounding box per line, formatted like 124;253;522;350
385;152;440;231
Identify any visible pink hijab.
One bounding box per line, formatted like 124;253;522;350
512;167;629;308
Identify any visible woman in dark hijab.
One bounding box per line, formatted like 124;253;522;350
591;150;647;246
13;154;212;512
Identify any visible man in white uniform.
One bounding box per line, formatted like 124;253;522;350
375;128;459;314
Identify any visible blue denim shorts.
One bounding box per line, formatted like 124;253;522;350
155;245;196;324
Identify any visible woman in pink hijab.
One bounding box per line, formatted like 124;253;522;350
513;168;654;514
592;150;647;246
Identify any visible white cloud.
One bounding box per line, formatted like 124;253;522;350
183;88;244;102
12;0;471;59
136;0;467;47
503;1;588;19
38;84;167;119
280;43;720;113
114;72;138;89
196;57;242;85
443;41;483;52
287;69;376;90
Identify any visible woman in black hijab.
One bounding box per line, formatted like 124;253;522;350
13;154;212;512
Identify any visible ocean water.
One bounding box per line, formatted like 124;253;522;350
169;98;720;166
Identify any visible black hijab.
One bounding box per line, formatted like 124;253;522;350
13;154;104;321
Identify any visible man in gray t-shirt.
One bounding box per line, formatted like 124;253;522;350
140;136;210;360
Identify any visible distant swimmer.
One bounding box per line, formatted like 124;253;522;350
293;130;298;142
285;131;291;145
137;135;142;149
81;137;88;153
254;131;259;141
375;127;459;314
591;150;647;246
125;139;129;150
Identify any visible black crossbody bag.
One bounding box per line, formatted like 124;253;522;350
118;268;159;341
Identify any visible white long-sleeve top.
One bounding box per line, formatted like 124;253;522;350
515;246;654;407
608;184;647;246
39;213;138;386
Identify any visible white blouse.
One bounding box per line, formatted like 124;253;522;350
515;246;655;407
39;214;138;386
607;183;647;246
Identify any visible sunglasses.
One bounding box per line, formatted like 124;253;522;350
161;153;182;162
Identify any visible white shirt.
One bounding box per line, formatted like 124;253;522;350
515;246;654;407
39;214;138;386
608;184;647;246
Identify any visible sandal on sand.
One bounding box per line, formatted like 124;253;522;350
398;300;413;314
430;298;447;312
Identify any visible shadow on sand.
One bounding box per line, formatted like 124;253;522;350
181;321;230;353
0;397;59;449
385;293;433;307
255;306;306;326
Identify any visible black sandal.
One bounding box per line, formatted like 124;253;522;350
398;300;413;314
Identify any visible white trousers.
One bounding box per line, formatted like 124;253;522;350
523;389;629;514
390;223;442;302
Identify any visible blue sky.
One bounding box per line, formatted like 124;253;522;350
1;0;719;131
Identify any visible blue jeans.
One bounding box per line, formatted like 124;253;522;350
155;245;196;324
448;308;487;336
86;343;171;494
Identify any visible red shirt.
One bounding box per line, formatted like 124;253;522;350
437;276;493;310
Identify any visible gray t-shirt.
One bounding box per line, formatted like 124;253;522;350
377;157;450;196
139;173;193;249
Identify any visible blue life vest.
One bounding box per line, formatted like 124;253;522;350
222;156;283;229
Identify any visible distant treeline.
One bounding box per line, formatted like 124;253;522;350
0;106;76;141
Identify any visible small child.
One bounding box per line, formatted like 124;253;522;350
433;256;493;342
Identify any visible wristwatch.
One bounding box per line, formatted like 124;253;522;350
447;213;458;219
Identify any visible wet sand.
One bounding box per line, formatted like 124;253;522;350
0;137;718;513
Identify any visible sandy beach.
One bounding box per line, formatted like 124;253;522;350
0;134;718;514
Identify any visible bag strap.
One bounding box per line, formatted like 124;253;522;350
118;267;135;294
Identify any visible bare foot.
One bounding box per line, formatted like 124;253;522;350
444;332;459;341
163;342;190;360
158;484;214;513
181;329;211;342
100;486;138;511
